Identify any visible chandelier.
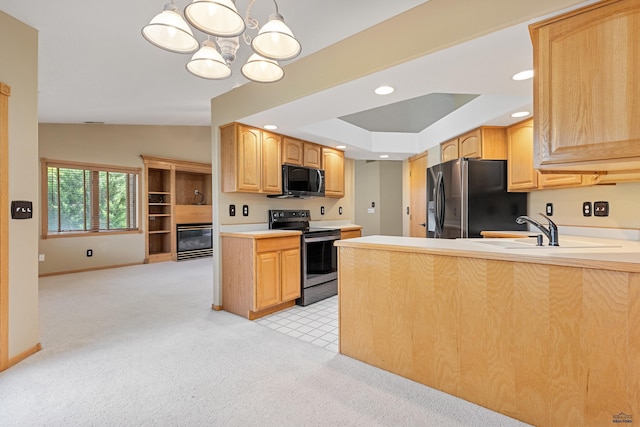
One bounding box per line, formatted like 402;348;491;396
142;0;302;83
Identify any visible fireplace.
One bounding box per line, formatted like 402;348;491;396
176;224;213;260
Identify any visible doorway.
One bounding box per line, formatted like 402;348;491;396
408;152;427;237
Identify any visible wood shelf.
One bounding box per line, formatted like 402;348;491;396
141;155;212;264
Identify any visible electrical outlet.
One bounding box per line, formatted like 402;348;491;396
38;254;45;262
229;204;235;216
545;202;553;216
86;249;93;257
594;201;609;217
320;206;325;215
242;205;249;216
339;206;343;215
582;201;592;216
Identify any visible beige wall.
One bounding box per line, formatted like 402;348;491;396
529;182;640;229
354;160;403;236
38;124;211;275
1;11;40;359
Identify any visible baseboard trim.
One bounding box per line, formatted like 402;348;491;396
4;342;42;371
248;300;295;320
212;304;223;311
39;262;143;277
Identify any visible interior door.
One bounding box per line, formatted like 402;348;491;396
409;153;427;237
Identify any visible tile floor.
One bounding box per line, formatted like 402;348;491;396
255;295;339;352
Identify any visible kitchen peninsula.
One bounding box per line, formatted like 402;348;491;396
335;235;640;427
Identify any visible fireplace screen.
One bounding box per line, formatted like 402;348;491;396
176;224;213;260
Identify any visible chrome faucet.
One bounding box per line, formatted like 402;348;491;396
515;213;559;246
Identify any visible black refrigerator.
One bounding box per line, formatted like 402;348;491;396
426;158;528;239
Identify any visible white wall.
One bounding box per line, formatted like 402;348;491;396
1;10;40;359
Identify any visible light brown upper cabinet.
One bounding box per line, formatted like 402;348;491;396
220;123;282;194
459;127;507;160
282;136;322;168
507;118;597;192
530;0;640;173
283;136;303;165
303;143;322;169
322;147;345;198
440;138;459;163
441;127;507;163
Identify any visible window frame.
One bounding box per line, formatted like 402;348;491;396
41;158;142;239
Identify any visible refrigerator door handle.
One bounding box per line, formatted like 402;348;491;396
435;171;445;237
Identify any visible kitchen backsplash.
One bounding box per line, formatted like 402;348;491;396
529;181;640;231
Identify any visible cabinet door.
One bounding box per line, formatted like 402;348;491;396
507;119;538;191
280;248;301;302
441;139;459;162
255;251;281;310
303;143;322;168
322;147;345;198
531;1;640;171
282;137;303;166
459;130;481;159
237;125;262;192
261;131;282;194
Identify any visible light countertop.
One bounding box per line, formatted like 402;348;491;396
220;230;301;239
335;234;640;273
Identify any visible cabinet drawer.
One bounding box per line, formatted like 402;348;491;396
256;236;300;253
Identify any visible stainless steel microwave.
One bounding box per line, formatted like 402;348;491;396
269;164;325;198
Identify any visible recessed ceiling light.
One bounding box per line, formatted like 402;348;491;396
512;70;533;81
379;154;389;159
264;124;278;130
511;111;530;118
336;145;346;149
374;85;394;95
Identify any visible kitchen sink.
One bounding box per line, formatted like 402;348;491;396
475;237;621;249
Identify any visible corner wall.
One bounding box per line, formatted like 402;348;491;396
0;10;39;362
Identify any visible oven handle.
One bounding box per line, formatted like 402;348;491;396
303;235;340;243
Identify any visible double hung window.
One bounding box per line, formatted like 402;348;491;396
42;159;140;237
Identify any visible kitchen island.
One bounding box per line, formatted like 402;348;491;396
335;235;640;427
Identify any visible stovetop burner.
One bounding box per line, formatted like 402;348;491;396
268;209;338;235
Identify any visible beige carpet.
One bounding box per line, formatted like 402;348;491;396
0;259;530;426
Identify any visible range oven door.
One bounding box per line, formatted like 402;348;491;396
298;230;340;306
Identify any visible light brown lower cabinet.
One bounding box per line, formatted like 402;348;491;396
222;234;300;320
337;244;640;427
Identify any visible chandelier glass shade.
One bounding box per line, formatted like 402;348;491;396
251;13;300;60
184;0;246;37
241;54;284;83
142;0;300;83
141;3;199;53
186;39;231;79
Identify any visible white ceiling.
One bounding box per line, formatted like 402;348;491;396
0;0;596;160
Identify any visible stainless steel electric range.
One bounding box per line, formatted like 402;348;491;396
268;209;340;306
